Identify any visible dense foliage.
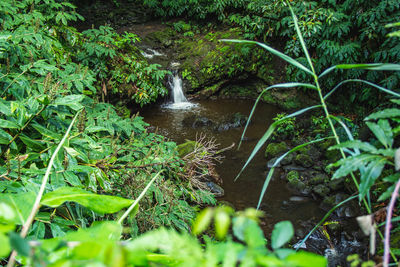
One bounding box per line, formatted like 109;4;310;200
0;0;221;264
143;0;400;108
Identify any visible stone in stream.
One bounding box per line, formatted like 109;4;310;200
182;115;213;128
264;141;288;160
215;112;248;132
206;182;224;197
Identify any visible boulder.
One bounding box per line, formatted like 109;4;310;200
294;154;313;168
265;142;288;160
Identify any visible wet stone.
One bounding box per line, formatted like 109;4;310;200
294;153;313;168
313;184;331;197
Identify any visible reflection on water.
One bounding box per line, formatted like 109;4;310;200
140;99;324;232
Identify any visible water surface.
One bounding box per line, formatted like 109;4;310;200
140;99;324;232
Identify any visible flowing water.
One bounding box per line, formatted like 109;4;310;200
140;75;324;232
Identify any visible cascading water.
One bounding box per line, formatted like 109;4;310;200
165;69;195;109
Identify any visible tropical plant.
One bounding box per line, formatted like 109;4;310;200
228;2;400;263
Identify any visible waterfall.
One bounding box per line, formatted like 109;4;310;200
169;74;188;103
165;70;195;109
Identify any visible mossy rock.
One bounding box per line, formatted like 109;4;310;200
287;170;306;191
177;141;198;157
265;142;288;160
309;173;329;185
294;154;313;168
313;184;331;197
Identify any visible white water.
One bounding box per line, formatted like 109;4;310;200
164;74;196;110
141;48;164;59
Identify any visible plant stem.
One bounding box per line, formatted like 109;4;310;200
383;177;400;267
7;111;80;267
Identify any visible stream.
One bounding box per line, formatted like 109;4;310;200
140;76;325;233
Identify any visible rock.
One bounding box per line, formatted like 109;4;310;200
309;173;329;185
294;154;313;168
289;196;310;203
324;149;341;163
182;115;213;128
177;141;198;157
313;184;331;197
283;165;307;172
206;182;224;197
215;112;248;131
281;153;294;166
287;170;306;191
328;177;344;191
265;142;288;160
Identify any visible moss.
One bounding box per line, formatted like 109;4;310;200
177;141;198;157
294;154;313;168
264;142;288;160
287;171;306;191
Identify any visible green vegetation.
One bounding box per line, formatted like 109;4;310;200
234;3;400;265
1;0;400;266
143;0;400;108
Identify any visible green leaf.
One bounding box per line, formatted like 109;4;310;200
366;109;400;120
192;208;213;235
0;192;36;225
19;135;46;151
366;120;393;148
324;79;400;100
41;187;134;214
359;158;387;199
0;129;13;145
53;95;84;111
330;140;377;153
32;124;62;140
0;232;11;258
0;119;20;129
331;154;382;179
286;251;327;267
320;63;400;78
271;221;294;250
214;209;230;240
9;232;30;257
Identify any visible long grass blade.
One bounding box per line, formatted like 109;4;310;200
235;105;321;181
319;63;400;78
295;195;358;251
288;4;313;71
324;79;400;100
221;39;313;76
256;167;275;210
238;82;317;149
256;137;332;209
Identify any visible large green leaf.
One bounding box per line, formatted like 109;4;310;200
0;192;36;225
359;158;387;199
41;187;134;214
331;154;382;179
271;221;294;250
0;119;20;129
366;120;393;149
366;109;400;120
